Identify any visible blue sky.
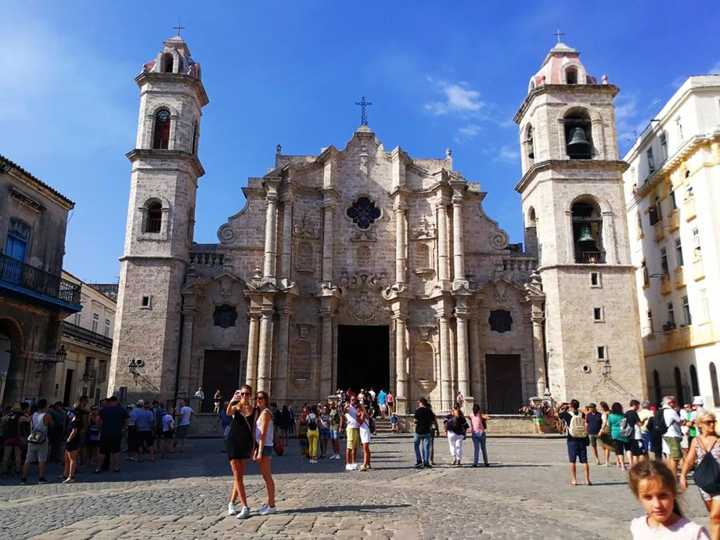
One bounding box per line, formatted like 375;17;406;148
1;1;718;282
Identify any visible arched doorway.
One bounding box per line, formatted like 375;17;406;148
0;318;24;405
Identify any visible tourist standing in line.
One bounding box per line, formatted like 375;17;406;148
85;406;101;467
47;401;66;464
306;407;319;463
584;403;603;465
297;407;309;458
625;400;646;466
413;398;435;468
135;401;156;462
329;402;341;460
319;405;331;459
469;404;490;467
341;398;360;471
213;389;223;415
559;399;591;486
21;398;52;484
62;404;83;483
386;392;394;414
126;402;139;462
680;411;720;539
225;385;255;519
608;402;628;471
532;403;544;434
598;401;614;466
377;388;388;418
358;404;372;471
96;396;128;474
160;407;175;459
254;391;276;515
175;398;193;452
630;460;710;539
446;404;469;467
662;396;684;476
2;404;25;475
637;400;654;456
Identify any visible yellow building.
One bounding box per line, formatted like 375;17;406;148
623;75;720;406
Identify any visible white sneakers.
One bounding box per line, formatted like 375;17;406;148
309;459;318;464
345;463;359;471
331;454;341;460
258;504;276;516
236;506;251;519
228;502;238;515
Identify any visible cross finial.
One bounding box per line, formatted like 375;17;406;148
173;22;185;37
554;28;565;43
355;96;372;126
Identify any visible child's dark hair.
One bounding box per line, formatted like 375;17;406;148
628;460;683;517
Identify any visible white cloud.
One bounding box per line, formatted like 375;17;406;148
495;145;519;164
709;61;720;75
425;79;485;116
454;123;482;143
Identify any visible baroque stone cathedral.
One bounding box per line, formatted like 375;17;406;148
108;35;646;414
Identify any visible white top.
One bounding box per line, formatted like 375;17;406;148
630;516;709;539
178;406;193;427
345;406;359;429
256;409;274;446
31;412;48;434
162;413;174;432
664;408;683;438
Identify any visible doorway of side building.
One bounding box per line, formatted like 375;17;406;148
337;325;389;393
202;350;242;413
485;354;523;413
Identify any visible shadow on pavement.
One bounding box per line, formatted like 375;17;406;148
285;503;412;515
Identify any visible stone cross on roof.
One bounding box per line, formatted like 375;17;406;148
173;22;185;37
554;28;565;43
355;96;372;126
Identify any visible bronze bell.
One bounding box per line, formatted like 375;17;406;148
578;224;595;245
567;127;590;156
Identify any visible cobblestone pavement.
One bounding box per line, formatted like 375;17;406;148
0;435;710;539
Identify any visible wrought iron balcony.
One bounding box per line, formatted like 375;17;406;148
0;253;81;311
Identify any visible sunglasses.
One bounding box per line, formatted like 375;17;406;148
704;420;716;425
239;392;251;396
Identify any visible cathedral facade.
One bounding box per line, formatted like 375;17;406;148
108;36;645;414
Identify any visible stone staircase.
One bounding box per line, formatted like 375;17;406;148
372;416;395;434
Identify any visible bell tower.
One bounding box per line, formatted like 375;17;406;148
108;35;208;402
514;40;645;403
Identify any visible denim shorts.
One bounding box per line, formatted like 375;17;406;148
567;439;588;463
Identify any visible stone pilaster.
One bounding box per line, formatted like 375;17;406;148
279;188;294;283
469;311;485;409
436;195;451;286
449;180;467;287
437;313;452;412
321;196;337;284
319;300;335;399
531;304;547;397
256;309;274;393
177;289;197;400
394;199;408;285
392;306;409;414
262;178;280;281
274;300;292;403
455;307;470;401
245;312;260;388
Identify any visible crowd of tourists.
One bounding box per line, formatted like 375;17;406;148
0;395;195;484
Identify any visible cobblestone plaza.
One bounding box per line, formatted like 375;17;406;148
0;435;710;539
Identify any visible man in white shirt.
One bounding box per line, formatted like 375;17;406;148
662;395;683;475
175;399;193;452
340;398;360;471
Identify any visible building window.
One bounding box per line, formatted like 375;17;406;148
596;346;606;360
681;295;691;326
674;367;685;405
191;121;199;155
593;307;604;322
92;313;99;333
641;260;649;287
565;66;578;84
152;108;171;149
571;198;604;263
524;124;535;164
488;310;513;333
653;370;662;405
675;238;684;267
647;148;656;173
666;302;675;329
659;131;668;161
692;227;701;258
346;197;381;230
160;53;174;73
647;309;654;333
564;108;592;159
590;272;601;288
73;313;81;326
690;365;700;397
660;248;669;275
710;363;720;406
141;295;152;309
104;319;111;337
655;196;663;221
698;288;710;323
145;201;162;233
637;211;643;236
670;190;677;210
675;116;684;140
4;218;31;263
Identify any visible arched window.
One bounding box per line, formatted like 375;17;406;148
152;109;171;150
145;201;162;233
191;121;199;155
653;370;662;406
564;108;592;159
689;365;700;397
525;124;535;164
571;198;605;263
525;207;538;258
710;363;720;406
565;66;578;84
674;367;685;405
160;53;174;73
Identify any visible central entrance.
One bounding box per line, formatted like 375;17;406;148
337;325;389;392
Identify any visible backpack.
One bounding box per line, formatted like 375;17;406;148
619;417;634;439
308;416;317;430
653;409;668;435
368;416;376;434
694;439;720;495
567;412;587;438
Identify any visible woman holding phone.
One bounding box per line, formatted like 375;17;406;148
225;384;256;519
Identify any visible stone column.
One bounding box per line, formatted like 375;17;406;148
320;304;334;399
262;179;280;280
470;315;484;408
280;191;293;280
274;302;292;402
321;198;336;284
531;304;547;397
436;198;450;284
256;310;274;393
438;314;452;412
393;310;409;414
450;182;466;282
602;210;617;264
456;312;470;400
394;200;408;285
245;313;260;388
178;295;196;401
565;210;574;264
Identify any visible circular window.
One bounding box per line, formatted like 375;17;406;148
346;197;381;229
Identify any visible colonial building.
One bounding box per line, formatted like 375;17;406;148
109;36;645;413
623;75;720;406
58;272;116;405
0;155;81;406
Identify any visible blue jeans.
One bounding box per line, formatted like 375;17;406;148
472;432;488;465
641;432;652;454
413;433;431;465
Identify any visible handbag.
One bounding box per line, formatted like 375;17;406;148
694;439;720;495
27;413;47;445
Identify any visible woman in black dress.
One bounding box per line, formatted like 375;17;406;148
226;384;256;519
63;407;83;483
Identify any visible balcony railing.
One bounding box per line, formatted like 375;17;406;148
62;322;113;351
0;253;81;307
575;251;606;264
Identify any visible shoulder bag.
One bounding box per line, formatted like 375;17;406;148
694;438;720;496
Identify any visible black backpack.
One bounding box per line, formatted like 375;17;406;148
308;416;317;430
694;440;720;495
653;409;668;435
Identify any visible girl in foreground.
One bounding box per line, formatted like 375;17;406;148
628;460;709;539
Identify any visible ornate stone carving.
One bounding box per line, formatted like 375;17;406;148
411;216;436;240
338;271;388;292
218;224;234;243
352;292;377;322
292;212;320;239
489;230;508;250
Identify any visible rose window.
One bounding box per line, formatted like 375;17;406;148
346;197;381;229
